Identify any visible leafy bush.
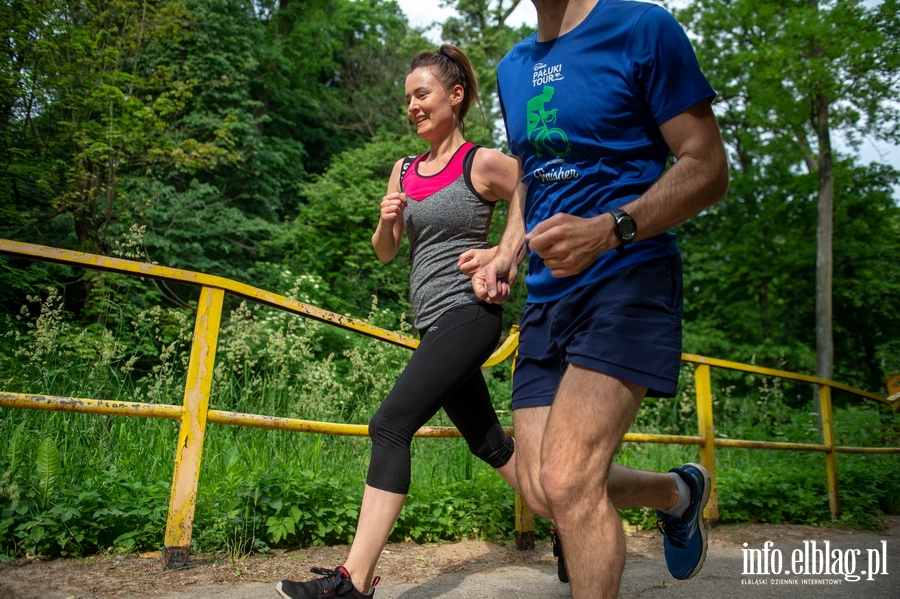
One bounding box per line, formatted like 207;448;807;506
716;451;899;529
717;455;829;525
2;279;898;562
0;451;169;558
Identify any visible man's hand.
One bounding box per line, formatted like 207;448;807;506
473;252;518;304
458;247;498;278
526;213;614;278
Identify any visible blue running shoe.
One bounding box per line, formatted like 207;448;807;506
656;463;710;580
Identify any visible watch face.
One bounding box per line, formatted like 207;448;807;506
618;218;636;239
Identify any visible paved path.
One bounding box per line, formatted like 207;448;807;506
160;531;899;599
156;520;900;599
3;519;897;598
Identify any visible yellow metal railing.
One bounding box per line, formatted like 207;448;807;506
0;239;515;568
0;239;897;568
679;356;898;523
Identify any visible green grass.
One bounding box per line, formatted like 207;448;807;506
1;286;898;560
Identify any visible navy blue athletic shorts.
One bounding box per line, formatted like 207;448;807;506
512;255;683;409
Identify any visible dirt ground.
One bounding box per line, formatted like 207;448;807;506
0;537;553;598
1;516;898;598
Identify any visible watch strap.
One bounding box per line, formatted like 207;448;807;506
610;208;636;252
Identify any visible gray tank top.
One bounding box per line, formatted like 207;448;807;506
401;144;495;330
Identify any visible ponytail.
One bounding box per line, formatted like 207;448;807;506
408;44;481;123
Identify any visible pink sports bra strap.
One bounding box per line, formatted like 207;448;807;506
401;142;477;201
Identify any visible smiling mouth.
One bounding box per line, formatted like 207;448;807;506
416;116;427;124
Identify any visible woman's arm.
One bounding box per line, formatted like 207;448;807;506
468;148;520;202
371;158;408;264
455;148;520;281
458;246;498;278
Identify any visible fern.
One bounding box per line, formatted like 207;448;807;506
35;438;61;509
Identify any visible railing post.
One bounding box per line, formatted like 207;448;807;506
694;364;719;525
888;374;900;413
818;384;840;519
509;350;535;551
163;286;224;569
515;491;535;550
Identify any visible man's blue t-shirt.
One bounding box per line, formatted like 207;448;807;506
497;0;715;303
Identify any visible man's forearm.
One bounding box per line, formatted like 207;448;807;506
496;180;528;263
624;150;728;242
623;103;729;241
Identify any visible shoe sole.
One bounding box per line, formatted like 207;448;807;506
275;581;290;599
681;462;711;579
550;528;569;583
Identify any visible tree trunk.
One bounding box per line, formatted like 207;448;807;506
815;89;834;383
810;0;833;383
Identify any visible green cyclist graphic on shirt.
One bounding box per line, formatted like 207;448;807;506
527;85;572;158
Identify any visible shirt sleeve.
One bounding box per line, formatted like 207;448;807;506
630;6;716;127
497;82;519;159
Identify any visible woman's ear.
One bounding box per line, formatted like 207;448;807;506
450;84;465;107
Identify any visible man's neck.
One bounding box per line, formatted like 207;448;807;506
533;0;599;42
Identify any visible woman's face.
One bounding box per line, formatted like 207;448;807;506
405;67;463;140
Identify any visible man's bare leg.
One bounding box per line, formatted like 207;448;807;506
511;405;552;517
609;464;679;510
514;365;649;599
513;410;679;515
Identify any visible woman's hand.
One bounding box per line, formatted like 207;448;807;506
373;190;408;264
458;247;498;278
380;192;408;223
472;250;517;304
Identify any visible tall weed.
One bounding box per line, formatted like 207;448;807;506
1;280;898;560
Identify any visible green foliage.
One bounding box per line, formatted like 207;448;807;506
674;0;900;389
3;281;898;562
0;465;169;557
395;476;516;542
678;157;900;392
195;468;521;551
717;451;900;529
0;0;427;317
35;438;61;510
275;133;427;320
0;283;517;559
717;456;830;526
255;0;427;172
837;457;900;525
677;0;900;154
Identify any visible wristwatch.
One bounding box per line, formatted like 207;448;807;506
610;207;637;251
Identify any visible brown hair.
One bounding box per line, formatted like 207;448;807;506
408;44;480;123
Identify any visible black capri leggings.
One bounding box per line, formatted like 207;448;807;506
366;302;515;494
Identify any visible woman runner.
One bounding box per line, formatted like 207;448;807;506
276;44;521;599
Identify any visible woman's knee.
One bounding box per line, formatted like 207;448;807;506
368;408;412;449
467;425;514;468
368;409;383;440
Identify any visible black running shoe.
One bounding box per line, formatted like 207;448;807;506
550;527;569;583
276;566;379;598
